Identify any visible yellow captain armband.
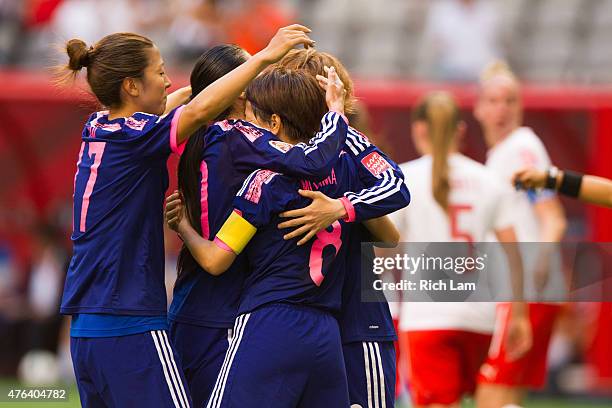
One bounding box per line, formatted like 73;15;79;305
216;210;257;254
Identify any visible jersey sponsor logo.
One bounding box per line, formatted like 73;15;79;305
245;169;277;203
234;122;264;142
125;116;149;131
268;140;292;153
361;151;391;177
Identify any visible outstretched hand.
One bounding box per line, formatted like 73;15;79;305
513;168;547;190
278;189;347;245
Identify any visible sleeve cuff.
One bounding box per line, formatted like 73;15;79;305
170;105;187;156
214;237;236;254
339;196;356;223
329;110;349;125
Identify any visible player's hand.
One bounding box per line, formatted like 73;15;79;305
505;304;532;361
165;191;184;232
513;168;547;190
278;190;347;245
256;24;315;64
316;66;346;115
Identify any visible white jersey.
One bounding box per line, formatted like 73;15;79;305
485;127;565;300
391;153;514;333
485;127;552;242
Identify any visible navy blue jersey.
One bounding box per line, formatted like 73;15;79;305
169;111;348;327
231;152;358;315
61;107;185;315
339;129;410;343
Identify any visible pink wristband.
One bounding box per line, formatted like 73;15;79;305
339;197;356;222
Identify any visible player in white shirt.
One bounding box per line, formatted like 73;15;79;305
474;61;567;408
390;92;531;408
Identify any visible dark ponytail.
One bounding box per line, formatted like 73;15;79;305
176;44;248;284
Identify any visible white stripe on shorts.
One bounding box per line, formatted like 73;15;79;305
160;331;191;407
207;313;251;408
151;331;182;408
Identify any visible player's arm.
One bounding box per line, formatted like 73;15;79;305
234;67;348;179
163;86;191;115
514;167;612;208
166;192;244;276
278;141;410;244
175;25;314;143
494;226;532;360
362;216;400;245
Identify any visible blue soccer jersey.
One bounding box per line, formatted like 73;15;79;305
227;152;358;315
169;111;349;327
339;128;410;343
61;106;185;316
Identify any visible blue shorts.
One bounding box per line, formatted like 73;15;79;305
206;303;349;408
70;330;191;408
343;341;396;408
169;322;232;407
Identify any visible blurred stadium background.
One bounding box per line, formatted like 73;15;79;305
0;0;611;406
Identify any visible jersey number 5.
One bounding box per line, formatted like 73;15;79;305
308;221;342;286
78;141;106;232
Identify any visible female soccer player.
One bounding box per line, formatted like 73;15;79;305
389;91;531;408
167;45;352;407
277;48;411;408
514;167;612;208
474;61;567;408
59;26;314;407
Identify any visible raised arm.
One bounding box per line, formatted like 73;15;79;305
176;25;315;143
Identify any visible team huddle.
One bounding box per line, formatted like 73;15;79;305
60;24;566;408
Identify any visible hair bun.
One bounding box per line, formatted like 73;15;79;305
66;39;91;71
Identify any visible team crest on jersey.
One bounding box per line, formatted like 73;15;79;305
361;151;391;177
268;140;292;153
125;117;149;131
234;122;264;142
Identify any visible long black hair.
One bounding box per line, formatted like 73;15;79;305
176;44;248;284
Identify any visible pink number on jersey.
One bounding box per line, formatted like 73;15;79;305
200;160;210;239
308;221;342;286
79;142;106;232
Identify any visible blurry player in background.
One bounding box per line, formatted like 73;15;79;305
474;61;567;408
59;26;314;407
277;49;411;408
390;91;530;408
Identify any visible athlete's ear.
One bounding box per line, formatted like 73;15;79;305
270;113;282;136
122;77;140;98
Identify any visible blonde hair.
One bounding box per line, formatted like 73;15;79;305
412;92;460;212
479;60;518;85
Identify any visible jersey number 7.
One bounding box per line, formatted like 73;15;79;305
77;141;106;232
